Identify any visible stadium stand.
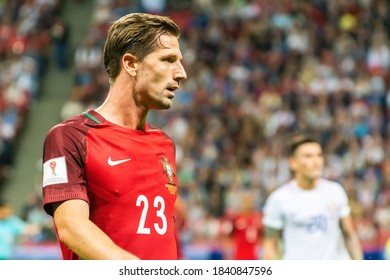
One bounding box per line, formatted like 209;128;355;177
0;0;62;186
0;0;64;259
1;0;389;260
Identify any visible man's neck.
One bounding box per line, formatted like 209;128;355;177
95;86;148;130
295;176;317;190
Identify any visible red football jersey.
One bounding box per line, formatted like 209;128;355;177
42;110;178;260
231;212;262;260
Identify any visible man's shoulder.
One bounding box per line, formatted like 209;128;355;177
267;181;294;200
148;123;168;134
317;178;344;191
147;123;175;143
316;178;348;199
276;180;295;192
46;114;93;137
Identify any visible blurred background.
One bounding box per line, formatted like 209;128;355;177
0;0;389;260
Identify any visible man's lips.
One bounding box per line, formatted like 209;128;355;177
166;85;179;92
166;85;179;97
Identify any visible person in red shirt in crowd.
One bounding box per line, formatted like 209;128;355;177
221;192;263;260
41;13;187;260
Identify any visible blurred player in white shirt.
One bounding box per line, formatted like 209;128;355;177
262;134;363;260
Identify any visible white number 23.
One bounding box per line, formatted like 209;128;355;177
136;195;167;235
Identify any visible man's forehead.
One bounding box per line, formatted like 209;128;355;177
155;34;180;50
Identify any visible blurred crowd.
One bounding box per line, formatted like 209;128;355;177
0;0;65;259
61;0;390;260
0;0;66;185
1;0;390;260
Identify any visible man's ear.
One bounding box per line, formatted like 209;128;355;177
122;53;138;77
288;157;296;172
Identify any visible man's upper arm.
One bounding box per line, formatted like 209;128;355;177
262;191;284;230
42;123;89;216
262;192;284;259
340;214;363;260
53;199;90;223
262;226;282;260
340;214;356;237
52;199;90;242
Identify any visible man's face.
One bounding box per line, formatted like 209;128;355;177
289;142;324;180
134;34;187;110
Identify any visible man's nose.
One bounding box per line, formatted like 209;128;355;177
174;62;187;82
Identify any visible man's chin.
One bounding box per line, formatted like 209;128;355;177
153;102;172;110
310;173;322;180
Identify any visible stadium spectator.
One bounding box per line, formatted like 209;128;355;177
50;16;70;70
221;191;263;260
0;198;40;259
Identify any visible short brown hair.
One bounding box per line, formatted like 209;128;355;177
103;13;181;82
287;133;320;157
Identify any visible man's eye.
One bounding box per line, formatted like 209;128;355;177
164;57;175;63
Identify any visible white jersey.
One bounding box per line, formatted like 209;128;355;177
262;178;351;260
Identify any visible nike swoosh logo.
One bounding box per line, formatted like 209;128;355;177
107;156;131;166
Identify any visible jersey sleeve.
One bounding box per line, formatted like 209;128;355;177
42;123;89;216
337;184;351;218
262;191;284;230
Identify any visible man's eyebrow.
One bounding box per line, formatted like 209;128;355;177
161;53;182;60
